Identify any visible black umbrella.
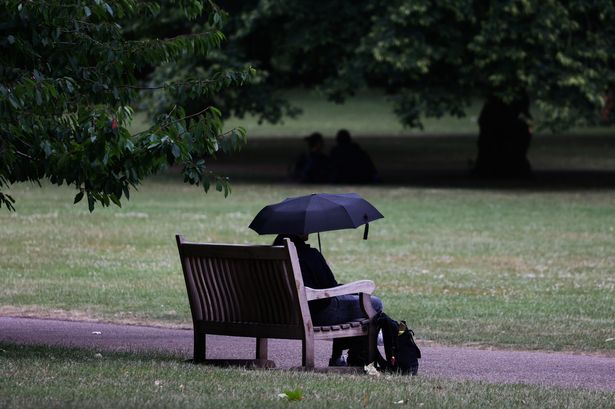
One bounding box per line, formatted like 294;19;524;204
249;193;384;249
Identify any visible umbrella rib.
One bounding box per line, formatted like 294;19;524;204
340;202;358;227
301;205;310;235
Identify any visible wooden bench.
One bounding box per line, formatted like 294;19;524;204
175;234;378;369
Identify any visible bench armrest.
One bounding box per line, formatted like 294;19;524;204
305;280;376;301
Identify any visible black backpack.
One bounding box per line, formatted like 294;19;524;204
375;312;421;375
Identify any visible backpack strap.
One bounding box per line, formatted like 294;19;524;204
399;320;422;359
375;312;399;370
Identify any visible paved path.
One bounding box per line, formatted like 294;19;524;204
1;317;614;391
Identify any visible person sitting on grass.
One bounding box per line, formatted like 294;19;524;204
330;129;380;184
273;233;383;366
290;132;333;183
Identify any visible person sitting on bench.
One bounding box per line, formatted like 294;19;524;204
273;234;383;366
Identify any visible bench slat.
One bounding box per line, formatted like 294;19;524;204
181;242;289;260
314;319;370;333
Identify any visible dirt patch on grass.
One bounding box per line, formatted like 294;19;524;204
0;305;190;330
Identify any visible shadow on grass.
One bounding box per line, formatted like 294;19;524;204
204;134;615;190
0;341;183;363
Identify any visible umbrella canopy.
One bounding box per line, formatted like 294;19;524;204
249;193;384;236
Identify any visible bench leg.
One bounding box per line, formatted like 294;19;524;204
194;331;206;363
256;337;268;361
302;334;314;368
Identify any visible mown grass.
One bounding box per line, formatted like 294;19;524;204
1;180;614;354
133;89;614;138
224;89;482;136
1;344;613;409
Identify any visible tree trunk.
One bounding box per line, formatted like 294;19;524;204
474;96;533;178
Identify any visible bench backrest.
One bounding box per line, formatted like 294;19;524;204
176;235;311;340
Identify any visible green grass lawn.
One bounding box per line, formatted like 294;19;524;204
133;88;615;138
225;89;482;137
2;181;614;354
1;344;613;409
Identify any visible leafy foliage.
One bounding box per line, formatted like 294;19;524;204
127;0;300;126
0;0;253;211
233;0;615;130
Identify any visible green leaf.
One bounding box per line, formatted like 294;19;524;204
8;94;20;109
171;143;181;158
40;141;52;157
87;194;95;212
122;185;130;200
73;191;84;204
279;389;303;401
0;192;16;211
210;106;222;117
109;194;121;207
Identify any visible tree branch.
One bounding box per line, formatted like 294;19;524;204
121;79;219;90
132;106;214;138
16;150;33;159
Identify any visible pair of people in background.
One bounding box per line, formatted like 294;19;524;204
291;130;380;184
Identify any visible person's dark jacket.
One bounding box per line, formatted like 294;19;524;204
291;152;333;183
273;235;339;314
330;142;377;183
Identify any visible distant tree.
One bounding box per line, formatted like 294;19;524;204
231;0;615;176
0;0;252;211
124;0;300;127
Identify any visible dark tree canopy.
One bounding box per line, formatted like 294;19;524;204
233;0;615;130
224;0;615;176
128;0;301;126
0;0;252;211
